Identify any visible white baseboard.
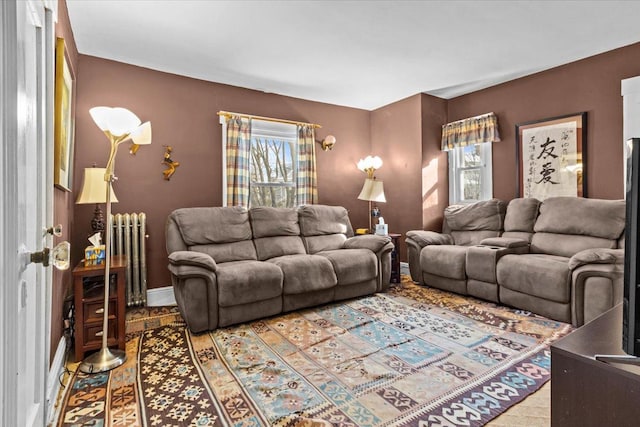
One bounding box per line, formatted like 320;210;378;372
147;286;177;306
46;337;67;425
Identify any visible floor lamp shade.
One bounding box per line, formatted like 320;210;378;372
76;167;118;237
357;178;386;203
76;167;119;204
357;178;386;232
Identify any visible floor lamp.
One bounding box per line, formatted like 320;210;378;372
79;106;151;374
357;155;386;233
357;178;386;233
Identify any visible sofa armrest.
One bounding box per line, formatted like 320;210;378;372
568;248;624;271
405;230;453;247
571;262;624;327
167;255;219;333
479;237;529;249
344;235;394;292
344;234;393;253
168;250;217;272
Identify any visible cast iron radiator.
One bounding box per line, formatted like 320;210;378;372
109;212;148;306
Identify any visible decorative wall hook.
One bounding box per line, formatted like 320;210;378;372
162;145;180;180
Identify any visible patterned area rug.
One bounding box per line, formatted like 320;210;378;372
58;280;571;426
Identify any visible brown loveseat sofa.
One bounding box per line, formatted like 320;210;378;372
166;204;394;332
406;197;625;326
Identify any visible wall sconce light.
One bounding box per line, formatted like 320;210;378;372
319;135;336;151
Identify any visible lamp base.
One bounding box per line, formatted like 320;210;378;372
78;347;126;374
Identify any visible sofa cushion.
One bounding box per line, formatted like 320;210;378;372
191;241;258;263
267;254;337;294
450;230;500;246
530;232;617;258
534;197;625;240
253;236;306;261
304;234;348;254
422;245;468;280
298;205;353;237
504;198;540;232
317;249;377;285
406;230;453;246
250;207;300;238
443;199;506;232
216;260;283;307
497;254;571;303
172;206;253;245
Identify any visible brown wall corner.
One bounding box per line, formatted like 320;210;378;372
370;94;424;262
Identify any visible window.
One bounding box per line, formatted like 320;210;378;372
448;142;493;204
249;120;298;208
222;118;300;208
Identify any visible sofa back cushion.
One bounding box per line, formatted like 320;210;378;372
502;198;540;242
530;197;625;257
167;206;257;262
443;199;506;245
250;207;306;260
298;205;353;253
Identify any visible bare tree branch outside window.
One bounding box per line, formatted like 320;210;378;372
249;137;297;207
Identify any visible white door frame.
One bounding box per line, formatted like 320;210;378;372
1;0;56;425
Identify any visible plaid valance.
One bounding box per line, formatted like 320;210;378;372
441;112;501;151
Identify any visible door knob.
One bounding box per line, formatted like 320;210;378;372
29;241;70;270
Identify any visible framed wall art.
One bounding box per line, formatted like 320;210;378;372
516;112;587;199
54;37;75;191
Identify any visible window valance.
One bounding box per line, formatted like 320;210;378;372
441;112;501;151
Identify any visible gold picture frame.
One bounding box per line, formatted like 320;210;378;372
516;112;587;199
54;37;75;191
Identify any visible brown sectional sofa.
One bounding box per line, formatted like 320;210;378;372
166;204;394;332
406;197;625;326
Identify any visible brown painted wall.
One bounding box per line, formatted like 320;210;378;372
420;94;449;231
52;0;79;364
72;56;371;289
447;42;640;202
370;94;424;261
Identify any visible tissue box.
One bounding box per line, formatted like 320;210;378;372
84;245;106;264
375;224;388;236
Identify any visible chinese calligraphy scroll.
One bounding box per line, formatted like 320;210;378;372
516;112;587;199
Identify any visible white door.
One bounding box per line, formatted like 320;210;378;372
1;1;55;425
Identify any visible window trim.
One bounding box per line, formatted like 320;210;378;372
448;142;493;204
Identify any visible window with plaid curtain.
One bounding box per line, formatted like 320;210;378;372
442;112;500;204
225;116;252;207
296;125;318;205
222;117;318;207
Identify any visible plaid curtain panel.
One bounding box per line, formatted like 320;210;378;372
441;112;501;150
296;125;318;205
226;116;251;207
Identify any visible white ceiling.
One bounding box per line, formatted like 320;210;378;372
66;1;640;111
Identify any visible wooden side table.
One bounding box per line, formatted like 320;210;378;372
72;255;127;362
388;233;402;283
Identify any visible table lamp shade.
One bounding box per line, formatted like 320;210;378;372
357;178;386;203
76;167;119;204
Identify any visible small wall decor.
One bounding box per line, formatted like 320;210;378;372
54;37;76;191
162;145;180;180
516;112;587;199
